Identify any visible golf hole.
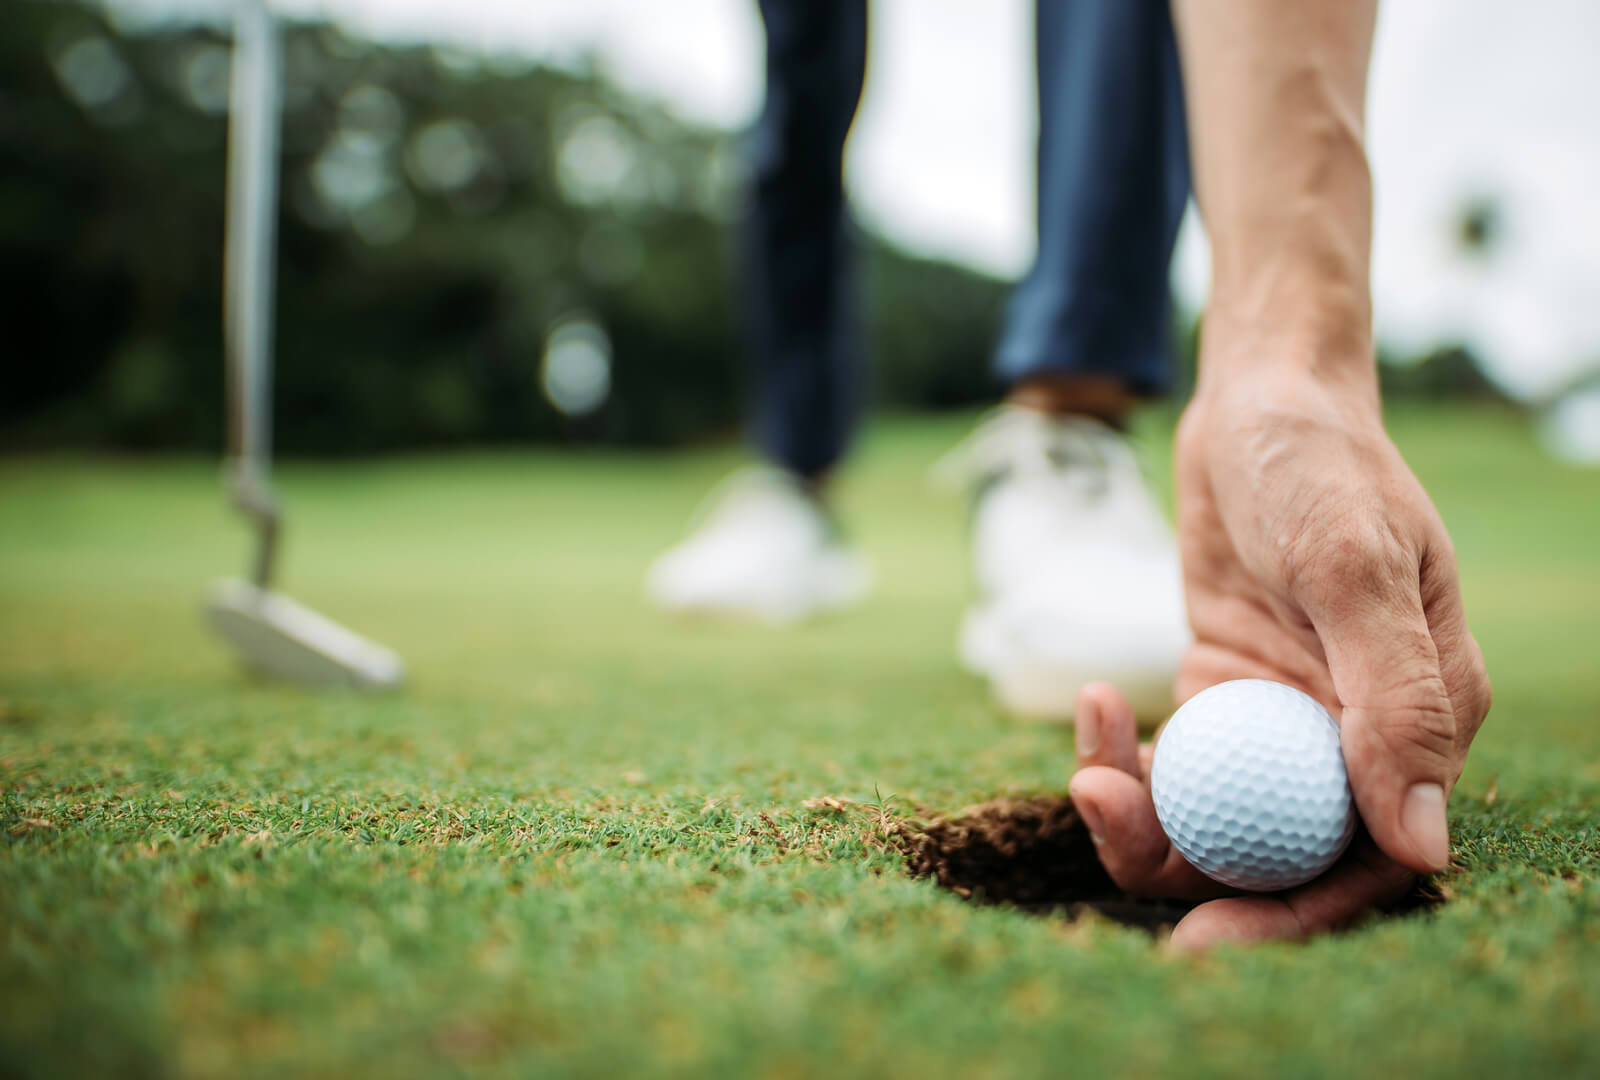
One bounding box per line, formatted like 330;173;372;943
886;796;1447;934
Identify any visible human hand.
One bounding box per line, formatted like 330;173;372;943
1069;366;1491;948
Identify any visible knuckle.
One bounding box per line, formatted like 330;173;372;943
1442;633;1492;737
1466;649;1492;723
1281;513;1409;598
1371;691;1459;771
1344;674;1461;780
1387;701;1457;752
1421;529;1460;580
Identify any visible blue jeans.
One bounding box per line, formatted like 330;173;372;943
745;0;1190;477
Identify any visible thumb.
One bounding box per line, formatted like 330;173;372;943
1298;541;1457;874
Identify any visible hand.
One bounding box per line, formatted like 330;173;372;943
1069;366;1491;948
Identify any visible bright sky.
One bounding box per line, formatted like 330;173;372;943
112;0;1600;400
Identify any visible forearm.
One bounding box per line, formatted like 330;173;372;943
1171;0;1379;387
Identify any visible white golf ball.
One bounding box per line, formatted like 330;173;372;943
1151;679;1356;891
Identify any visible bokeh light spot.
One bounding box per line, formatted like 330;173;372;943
53;36;133;112
340;84;405;152
542;318;613;418
556;110;634;206
178;42;231;116
406;119;488;193
311;130;394;213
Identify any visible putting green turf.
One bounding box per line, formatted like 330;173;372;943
2;406;1597;1078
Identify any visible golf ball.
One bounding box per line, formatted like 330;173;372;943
1151;679;1356;891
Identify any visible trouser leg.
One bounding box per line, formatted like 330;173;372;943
994;0;1191;396
743;0;869;478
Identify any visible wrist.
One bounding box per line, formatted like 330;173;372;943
1195;297;1378;401
1189;326;1384;445
1198;150;1376;398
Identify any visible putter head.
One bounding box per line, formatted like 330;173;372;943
205;578;404;689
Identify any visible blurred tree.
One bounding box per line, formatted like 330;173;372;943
1377;346;1511;401
0;0;1015;453
1;1;1493;455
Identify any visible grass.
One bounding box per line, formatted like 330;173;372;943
2;404;1598;1078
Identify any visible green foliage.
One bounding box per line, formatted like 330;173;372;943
2;0;1006;454
1;406;1597;1075
1378;345;1512;401
0;0;1512;457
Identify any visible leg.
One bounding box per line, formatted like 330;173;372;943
995;0;1190;416
744;0;868;480
645;0;872;622
951;0;1192;720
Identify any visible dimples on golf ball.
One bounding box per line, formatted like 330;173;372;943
1151;679;1356;891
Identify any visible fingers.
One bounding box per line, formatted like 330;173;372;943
1332;673;1454;873
1069;766;1225;899
1169;836;1416;950
1071;682;1221;897
1290;525;1462;875
1074;682;1140;775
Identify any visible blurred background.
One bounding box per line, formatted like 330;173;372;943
3;0;1600;462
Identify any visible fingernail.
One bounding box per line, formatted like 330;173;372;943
1074;791;1106;846
1401;782;1450;870
1075;703;1102;759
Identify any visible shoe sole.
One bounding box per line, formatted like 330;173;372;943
647;554;871;625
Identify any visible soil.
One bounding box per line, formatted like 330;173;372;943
895;795;1196;931
892;795;1445;933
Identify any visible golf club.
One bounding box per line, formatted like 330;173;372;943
205;0;403;689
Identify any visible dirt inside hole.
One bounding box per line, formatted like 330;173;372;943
892;796;1194;931
889;795;1445;933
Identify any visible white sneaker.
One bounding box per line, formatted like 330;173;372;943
646;467;871;624
935;408;1190;722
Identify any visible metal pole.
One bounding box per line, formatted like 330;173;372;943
224;0;283;588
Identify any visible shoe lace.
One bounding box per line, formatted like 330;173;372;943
930;408;1121;499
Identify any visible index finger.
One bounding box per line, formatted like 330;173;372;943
1169;835;1416;949
1291;525;1459;874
